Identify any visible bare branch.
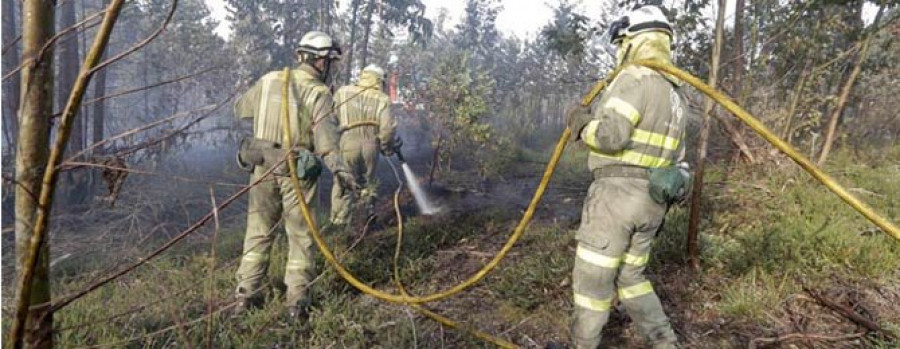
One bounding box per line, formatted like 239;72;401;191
87;0;178;76
2;9;106;82
81;66;222;106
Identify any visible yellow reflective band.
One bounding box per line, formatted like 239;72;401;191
591;150;672;168
581;120;602;150
286;259;308;270
242;251;266;262
573;293;613;312
623;253;650;266
605;97;641;125
576;245;621;268
631;129;679;151
618;281;654;300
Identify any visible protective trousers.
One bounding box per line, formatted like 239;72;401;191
330;140;379;225
571;177;677;349
235;164;318;308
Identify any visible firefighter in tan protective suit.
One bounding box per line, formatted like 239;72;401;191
330;64;399;225
564;6;691;349
231;31;359;322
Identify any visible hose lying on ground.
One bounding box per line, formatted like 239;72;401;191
278;58;899;346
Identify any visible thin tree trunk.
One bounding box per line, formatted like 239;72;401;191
2;0;21;150
428;131;442;186
688;0;726;271
817;36;871;165
343;0;361;84
360;0;375;69
13;0;55;346
10;0;127;347
713;109;756;163
782;58;812;142
58;0;81;155
58;0;90;205
91;0;110;196
733;0;746;103
92;61;107;146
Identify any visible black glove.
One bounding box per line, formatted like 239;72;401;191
334;170;360;193
565;103;593;141
381;136;402;156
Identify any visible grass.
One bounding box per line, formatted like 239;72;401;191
3;146;900;347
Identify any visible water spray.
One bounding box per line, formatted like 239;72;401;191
393;148;440;215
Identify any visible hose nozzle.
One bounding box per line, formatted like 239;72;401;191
395;148;406;163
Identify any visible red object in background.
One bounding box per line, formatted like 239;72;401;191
389;72;398;103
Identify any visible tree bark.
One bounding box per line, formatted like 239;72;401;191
14;0;55;346
817;36;871;165
2;0;21;149
687;0;726;271
10;0;127;346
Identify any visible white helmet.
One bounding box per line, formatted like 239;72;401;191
296;31;342;60
608;6;673;44
361;64;385;80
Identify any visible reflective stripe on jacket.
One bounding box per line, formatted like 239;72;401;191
583;65;686;170
234;67;338;155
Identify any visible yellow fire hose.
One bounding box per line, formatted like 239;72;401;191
629;60;899;241
276;54;899;345
384;157;519;348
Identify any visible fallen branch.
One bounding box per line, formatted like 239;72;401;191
804;287;897;341
749;332;865;349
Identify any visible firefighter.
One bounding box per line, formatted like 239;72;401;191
330;64;399;225
232;31;358;322
564;6;691;348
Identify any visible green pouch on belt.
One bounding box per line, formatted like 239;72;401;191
294;148;323;181
648;163;692;205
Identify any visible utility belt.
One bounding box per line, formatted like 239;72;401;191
237;137;322;180
592;165;649;180
339;120;379;133
592;164;692;205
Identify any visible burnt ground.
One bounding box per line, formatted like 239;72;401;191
338;155;900;348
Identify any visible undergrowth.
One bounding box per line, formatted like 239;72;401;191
2;146;899;347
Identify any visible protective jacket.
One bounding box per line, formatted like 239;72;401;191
334;71;397;150
581;32;687;172
234;65;347;172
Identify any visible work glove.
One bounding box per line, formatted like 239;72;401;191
380;136;402;156
334;170;360;193
565;103;593;142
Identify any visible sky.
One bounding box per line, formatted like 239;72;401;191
203;1;894;42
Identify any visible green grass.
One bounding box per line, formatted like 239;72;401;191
4;146;900;348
